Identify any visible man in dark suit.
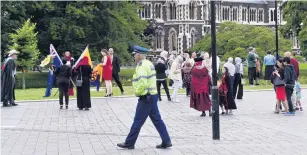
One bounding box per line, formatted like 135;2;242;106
110;48;124;94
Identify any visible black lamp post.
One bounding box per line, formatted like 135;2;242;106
275;0;279;58
210;0;220;140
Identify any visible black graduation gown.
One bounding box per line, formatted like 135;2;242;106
66;59;75;89
1;58;16;103
233;73;243;99
76;65;92;108
226;75;237;110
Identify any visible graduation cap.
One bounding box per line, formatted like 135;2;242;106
128;43;151;55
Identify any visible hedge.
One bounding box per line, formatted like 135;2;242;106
15;68;135;89
15;65;307;89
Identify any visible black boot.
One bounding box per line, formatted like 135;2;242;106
117;143;135;149
200;112;206;117
156;143;172;149
11;103;18;106
3;101;9;107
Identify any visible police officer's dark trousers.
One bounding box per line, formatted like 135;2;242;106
125;94;171;146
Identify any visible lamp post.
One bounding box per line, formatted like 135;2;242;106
210;0;220;140
275;0;279;58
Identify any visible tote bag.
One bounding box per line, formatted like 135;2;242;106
76;67;83;87
274;76;285;87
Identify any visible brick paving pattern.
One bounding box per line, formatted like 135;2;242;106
1;90;307;155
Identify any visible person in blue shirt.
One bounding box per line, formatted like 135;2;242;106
264;51;276;85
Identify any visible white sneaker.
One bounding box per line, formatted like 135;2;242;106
172;99;180;103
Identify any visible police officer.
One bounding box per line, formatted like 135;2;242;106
117;45;172;149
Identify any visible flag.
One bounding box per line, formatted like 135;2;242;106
90;65;103;91
40;55;52;67
44;69;54;97
50;44;63;68
73;45;92;70
44;44;63;97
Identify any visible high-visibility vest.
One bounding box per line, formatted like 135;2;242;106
132;59;157;96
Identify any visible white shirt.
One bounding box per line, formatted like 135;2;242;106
223;62;235;76
210;56;220;73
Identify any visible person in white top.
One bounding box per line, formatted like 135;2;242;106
210;56;220;75
233;57;244;99
223;57;235;95
169;55;183;103
190;52;196;66
202;52;212;76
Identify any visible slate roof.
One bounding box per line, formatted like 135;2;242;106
222;0;267;4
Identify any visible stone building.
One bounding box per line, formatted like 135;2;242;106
138;0;299;59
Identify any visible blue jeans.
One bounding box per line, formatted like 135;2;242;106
125;94;171;145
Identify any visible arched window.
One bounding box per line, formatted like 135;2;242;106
142;6;145;18
222;8;225;20
169;3;177;20
171;34;176;50
138;9;142;18
189;2;195;20
169;28;177;52
155;27;164;50
190;29;196;47
259;9;264;22
155;4;162;19
148;4;151;18
173;3;177;20
242;8;247;21
215;5;219;21
232;8;237;21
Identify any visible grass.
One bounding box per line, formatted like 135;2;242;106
15;86;185;101
15;84;307;101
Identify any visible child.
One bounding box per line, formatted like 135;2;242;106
295;80;303;111
219;67;228;115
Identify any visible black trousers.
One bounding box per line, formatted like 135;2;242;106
248;67;256;85
285;87;294;112
112;72;124;92
233;73;243;99
186;87;190;96
58;82;69;105
156;80;170;99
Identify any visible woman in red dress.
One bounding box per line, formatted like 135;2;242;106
271;59;288;114
190;57;212;117
101;49;113;97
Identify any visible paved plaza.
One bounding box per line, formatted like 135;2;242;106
1;90;307;155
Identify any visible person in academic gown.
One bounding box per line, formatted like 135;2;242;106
190;57;212;117
75;57;92;110
220;67;237;115
1;50;19;107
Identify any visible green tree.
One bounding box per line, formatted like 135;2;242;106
1;1;148;65
282;1;307;59
9;19;40;89
192;22;292;61
1;1;28;59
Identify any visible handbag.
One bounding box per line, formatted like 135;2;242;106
274;76;285;86
76;67;83;87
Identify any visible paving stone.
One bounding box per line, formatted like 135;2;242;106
1;90;307;154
